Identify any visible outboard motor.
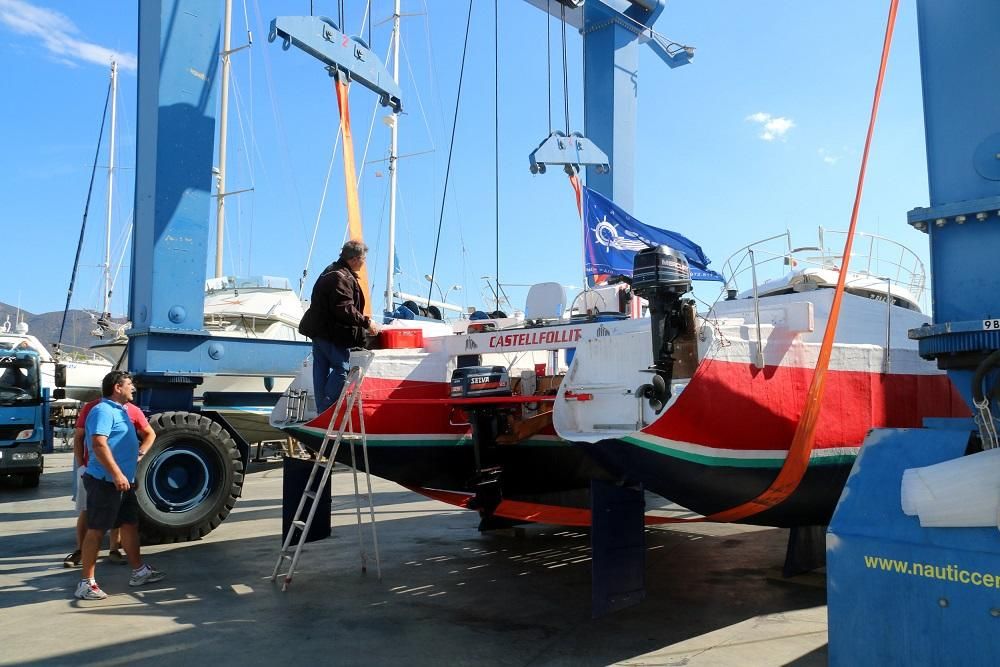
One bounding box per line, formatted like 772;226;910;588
631;245;694;409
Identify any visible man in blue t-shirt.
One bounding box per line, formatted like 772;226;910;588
75;371;166;601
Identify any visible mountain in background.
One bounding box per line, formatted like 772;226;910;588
0;301;126;356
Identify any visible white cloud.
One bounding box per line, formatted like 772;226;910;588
0;0;136;71
746;112;795;142
818;148;840;165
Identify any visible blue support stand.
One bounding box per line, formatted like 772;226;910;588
590;479;646;618
827;426;1000;666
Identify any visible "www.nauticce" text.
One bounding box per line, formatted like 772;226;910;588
863;555;1000;588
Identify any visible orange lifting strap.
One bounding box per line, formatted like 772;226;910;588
566;0;900;523
335;78;373;316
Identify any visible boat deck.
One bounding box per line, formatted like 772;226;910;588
0;452;828;666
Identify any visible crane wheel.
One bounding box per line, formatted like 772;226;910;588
136;411;244;544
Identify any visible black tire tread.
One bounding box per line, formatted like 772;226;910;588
139;411;243;544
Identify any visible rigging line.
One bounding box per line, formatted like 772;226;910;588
493;0;500;308
546;0;552;134
354;37;395;199
58;78;112;354
110;218;134;308
560;1;570;134
251;0;310;253
426;0;475;307
400;39;436;151
300;94;345;298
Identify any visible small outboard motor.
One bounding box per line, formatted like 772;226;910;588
632;245;694;409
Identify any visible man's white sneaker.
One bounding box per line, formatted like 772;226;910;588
75;580;108;600
129;565;165;587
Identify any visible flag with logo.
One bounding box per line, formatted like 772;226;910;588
582;186;724;282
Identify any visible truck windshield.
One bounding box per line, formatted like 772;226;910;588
0;354;40;404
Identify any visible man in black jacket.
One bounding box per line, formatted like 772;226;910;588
299;240;379;412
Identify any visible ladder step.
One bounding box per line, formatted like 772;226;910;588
292;520;306;529
303;490;317;499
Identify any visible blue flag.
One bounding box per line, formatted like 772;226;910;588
582;186;724;282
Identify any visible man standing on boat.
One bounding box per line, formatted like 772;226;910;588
299;240;379;413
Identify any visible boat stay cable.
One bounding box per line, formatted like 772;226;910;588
546;0;552;135
57;77;112;358
494;0;500;311
425;0;475;308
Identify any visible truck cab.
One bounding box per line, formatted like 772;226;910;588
0;350;48;487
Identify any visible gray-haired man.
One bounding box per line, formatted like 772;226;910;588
298;240;379;412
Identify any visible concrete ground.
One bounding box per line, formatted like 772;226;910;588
0;452;828;666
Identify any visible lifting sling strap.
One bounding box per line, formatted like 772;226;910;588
335;78;373;317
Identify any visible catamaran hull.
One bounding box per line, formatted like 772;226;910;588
556;292;970;526
581;437;854;527
283;419;610;526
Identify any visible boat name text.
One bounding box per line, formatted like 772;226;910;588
488;329;583;349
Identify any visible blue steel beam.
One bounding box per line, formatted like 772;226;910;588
130;0;308;410
904;0;1000;407
268;16;402;113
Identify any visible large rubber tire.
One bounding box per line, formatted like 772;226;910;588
137;411;244;544
21;472;40;488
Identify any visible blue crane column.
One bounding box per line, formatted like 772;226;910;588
131;1;307;408
827;1;1000;663
126;0;312;544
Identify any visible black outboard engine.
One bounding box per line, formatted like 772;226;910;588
631;245;694;409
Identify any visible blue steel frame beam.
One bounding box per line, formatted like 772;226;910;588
905;0;1000;407
130;0;307;410
268;15;403;113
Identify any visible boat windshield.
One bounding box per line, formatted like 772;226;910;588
715;228;926;312
0;354;40;404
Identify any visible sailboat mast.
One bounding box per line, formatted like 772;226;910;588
214;0;233;279
103;60;118;317
384;0;401;315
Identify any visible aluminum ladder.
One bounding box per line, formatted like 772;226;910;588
270;353;381;590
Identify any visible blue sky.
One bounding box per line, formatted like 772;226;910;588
0;0;931;318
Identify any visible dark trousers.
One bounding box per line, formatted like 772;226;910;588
312;338;350;414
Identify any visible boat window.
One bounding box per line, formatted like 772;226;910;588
845;288;920;311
